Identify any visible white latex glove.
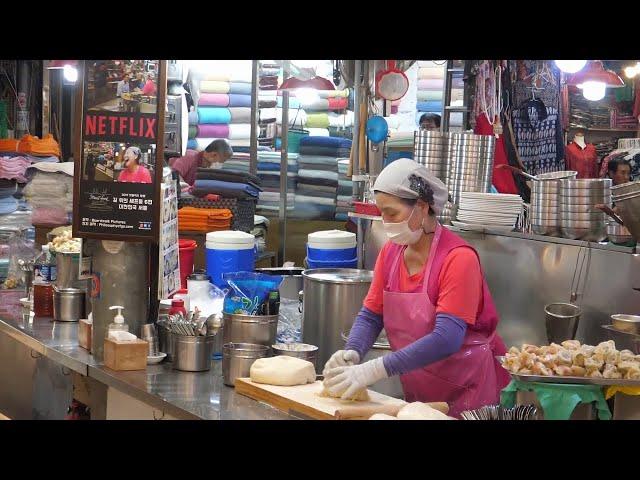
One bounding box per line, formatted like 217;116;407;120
323;357;388;400
322;350;360;377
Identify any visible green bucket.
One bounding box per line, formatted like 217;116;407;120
287;128;309;154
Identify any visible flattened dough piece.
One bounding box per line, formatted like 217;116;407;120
319;386;370;402
250;356;316;386
396;402;455;420
369;413;397;420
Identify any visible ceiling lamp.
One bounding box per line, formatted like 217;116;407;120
624;62;640;79
555;60;587;74
566;60;624;102
47;60;79;83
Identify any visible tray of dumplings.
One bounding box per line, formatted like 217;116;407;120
501;340;640;386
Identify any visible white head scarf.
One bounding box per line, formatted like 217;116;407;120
373;158;448;215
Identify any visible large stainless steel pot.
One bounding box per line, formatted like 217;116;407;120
301;269;373;369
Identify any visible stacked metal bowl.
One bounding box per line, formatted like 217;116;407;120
413;130;448;184
611;180;640;244
530;171;577;236
559;178;611;241
446;133;495;205
437;201;457;226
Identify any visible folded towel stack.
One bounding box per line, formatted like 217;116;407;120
256;151;298;215
335;158;353;221
23;169;74;225
178;206;233;233
416;61;445;126
258;61;281;149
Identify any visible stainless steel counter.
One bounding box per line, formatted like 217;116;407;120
0;291;292;420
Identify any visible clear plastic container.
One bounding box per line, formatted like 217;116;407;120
33;281;54;317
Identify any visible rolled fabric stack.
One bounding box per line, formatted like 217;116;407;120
192;168;261;201
335;158;353;221
292;136;352;220
221;152;251;174
258;61;280;148
188;62;254;151
257;151;298;215
415;61;445;127
23;168;74;226
178;206;233;233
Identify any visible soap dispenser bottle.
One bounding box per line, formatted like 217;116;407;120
107;306;129;339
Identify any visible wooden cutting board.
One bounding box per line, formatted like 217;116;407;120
235;378;407;420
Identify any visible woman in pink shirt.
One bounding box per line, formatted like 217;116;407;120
118;146;152;184
322;159;510;417
142;74;157;96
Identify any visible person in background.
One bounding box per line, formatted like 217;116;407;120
116;74;130;98
133;71;145;90
419;113;441;131
118;146;152;184
322;158;509;418
607;158;631;186
142;73;157;96
169;139;233;186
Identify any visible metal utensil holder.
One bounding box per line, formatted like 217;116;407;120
173;334;214;372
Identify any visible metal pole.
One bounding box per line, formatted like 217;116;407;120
42;61;50;136
278;60;290;267
351;60;361;202
249;60;258;176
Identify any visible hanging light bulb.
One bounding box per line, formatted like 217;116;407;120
580;81;606;101
555;60;587;74
624;63;640;79
63;65;78;83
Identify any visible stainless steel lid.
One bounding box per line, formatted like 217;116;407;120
187;271;211;282
53;286;85;296
302;268;373;284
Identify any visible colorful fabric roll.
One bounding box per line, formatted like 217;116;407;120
328;97;348;110
200;80;230;94
188;111;199;126
203;73;231;82
299;136;352;149
228;124;252;140
259;99;277;108
277;89;350;98
229;107;251;123
417;101;442;112
187;139;197;150
188;126;198;139
418;79;444;90
228;94;252;108
306;113;330;128
197;107;231;124
417;90;443;101
328;111;355;128
301;99;330;111
198;93;230;107
229;82;252;95
197;124;230;138
276;97;301;109
418;67;444;80
306;128;330;136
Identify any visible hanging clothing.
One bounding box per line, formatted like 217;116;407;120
511;102;565;175
565;141;599;179
473;114;519;194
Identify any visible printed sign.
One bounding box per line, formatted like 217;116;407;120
73;60;166;241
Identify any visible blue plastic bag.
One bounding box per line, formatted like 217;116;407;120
223;271;284;315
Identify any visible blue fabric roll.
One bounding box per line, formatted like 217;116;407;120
385;150;414;167
0;196;18;214
416;101;442;112
228;94;252;108
277;97;301;109
187;139;198;150
228;82;252;95
188;111;199;126
197;107;231;124
299;136;353;149
192;179;261;199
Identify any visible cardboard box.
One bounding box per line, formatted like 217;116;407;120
79;319;92;352
104;338;148;371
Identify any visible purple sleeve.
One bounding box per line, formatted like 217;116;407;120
344;307;384;361
382;314;467;377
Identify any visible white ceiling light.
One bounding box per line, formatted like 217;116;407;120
63;65;78;83
555;60;587;74
579;81;606;101
624;62;640;79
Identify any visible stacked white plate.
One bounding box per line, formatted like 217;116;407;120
452;192;523;232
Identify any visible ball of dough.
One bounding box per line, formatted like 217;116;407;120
369;413;397;420
396;402;455;420
319;386;370;402
250;356;316;386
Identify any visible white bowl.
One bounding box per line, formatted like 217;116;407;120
147;352;167;365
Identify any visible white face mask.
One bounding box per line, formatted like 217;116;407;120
382;206;424;245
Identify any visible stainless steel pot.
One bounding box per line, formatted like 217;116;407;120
607;222;634;245
222;312;278;347
544;303;581;344
53;286;85;322
611;180;640;197
301;269;373;369
55;251;81;289
561;226;607;242
613;191;640;242
272;343;318;370
222;342;270;387
532;224;560;236
173;334;214;372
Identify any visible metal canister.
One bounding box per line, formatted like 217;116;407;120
52;286;86;322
